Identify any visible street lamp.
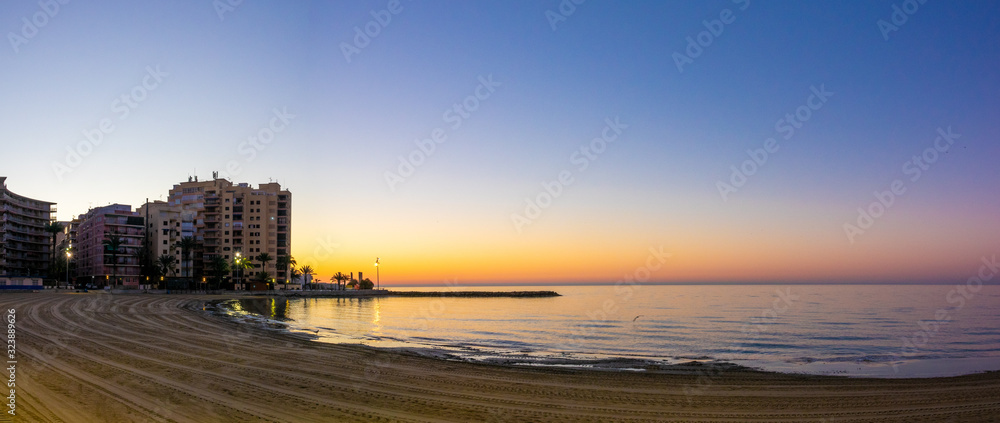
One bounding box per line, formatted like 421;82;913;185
235;252;242;290
65;250;72;288
374;257;379;290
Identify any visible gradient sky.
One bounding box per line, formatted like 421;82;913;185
2;0;998;285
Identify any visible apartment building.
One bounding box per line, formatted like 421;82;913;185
0;177;55;277
137;200;196;279
162;176;292;285
73;204;145;287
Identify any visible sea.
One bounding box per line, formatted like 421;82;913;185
219;284;1000;378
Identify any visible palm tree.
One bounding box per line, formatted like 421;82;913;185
44;222;64;276
289;266;302;285
156;254;176;289
157;254;177;277
174;237;197;279
134;244;156;282
103;233;124;288
255;252;273;277
299;265;315;289
331;272;348;291
276;255;296;283
208;255;230;290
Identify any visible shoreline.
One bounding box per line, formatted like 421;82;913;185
214;294;1000;379
5;291;1000;422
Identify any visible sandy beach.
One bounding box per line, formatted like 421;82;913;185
4;292;999;422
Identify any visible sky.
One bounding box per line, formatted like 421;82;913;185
2;0;999;285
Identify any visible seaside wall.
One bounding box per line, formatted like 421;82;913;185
0;277;44;290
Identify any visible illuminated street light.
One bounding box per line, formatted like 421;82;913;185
65;249;72;288
235;252;243;290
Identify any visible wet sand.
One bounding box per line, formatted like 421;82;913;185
4;292;1000;422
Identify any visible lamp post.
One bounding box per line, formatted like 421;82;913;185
65;250;72;288
374;257;379;290
235;252;242;290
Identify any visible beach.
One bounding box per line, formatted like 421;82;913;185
5;292;999;422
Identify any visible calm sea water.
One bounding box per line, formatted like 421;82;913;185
224;284;1000;377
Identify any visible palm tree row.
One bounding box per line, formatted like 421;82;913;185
330;272;348;290
327;272;373;290
96;242;325;290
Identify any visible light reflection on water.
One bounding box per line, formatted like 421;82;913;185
227;284;1000;377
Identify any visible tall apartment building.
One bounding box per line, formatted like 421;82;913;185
0;177;55;277
73;204;145;287
160;176;292;285
137;200;196;278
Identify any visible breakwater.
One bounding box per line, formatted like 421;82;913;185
258;289;560;298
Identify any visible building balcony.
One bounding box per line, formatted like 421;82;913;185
2;214;46;227
5;226;45;237
2;201;52;214
3;234;48;244
5;244;47;253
